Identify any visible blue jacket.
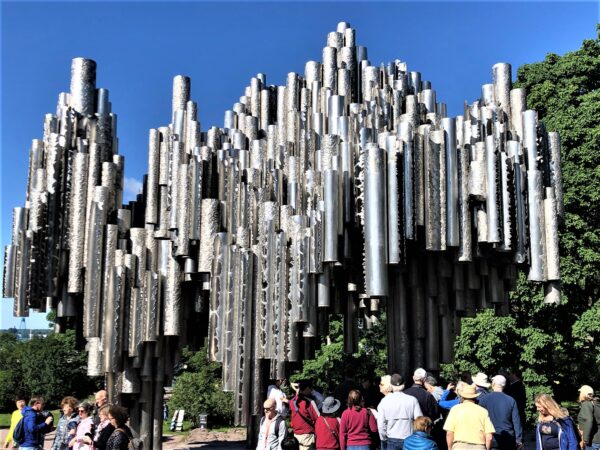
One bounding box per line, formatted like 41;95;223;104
403;431;438;450
21;406;51;447
439;389;460;410
535;417;579;450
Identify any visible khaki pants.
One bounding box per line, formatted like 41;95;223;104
452;443;486;450
296;433;316;450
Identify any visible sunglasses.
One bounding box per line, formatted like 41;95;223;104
78;409;86;413
263;407;274;411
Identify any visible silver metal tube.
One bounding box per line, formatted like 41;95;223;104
70;58;96;115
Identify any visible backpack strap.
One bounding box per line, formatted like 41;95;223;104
321;416;338;441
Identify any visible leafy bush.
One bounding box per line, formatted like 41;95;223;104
168;347;234;427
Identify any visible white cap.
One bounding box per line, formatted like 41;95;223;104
492;375;507;388
413;368;427;380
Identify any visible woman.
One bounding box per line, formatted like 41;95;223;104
535;393;579;450
4;399;26;449
339;390;378;450
577;385;599;450
93;405;115;450
106;405;132;450
70;402;95;450
316;396;342;450
403;417;438;450
50;396;79;450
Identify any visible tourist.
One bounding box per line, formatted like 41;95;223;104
20;396;54;450
316;396;341;450
340;390;378;450
478;375;523;450
424;377;443;403
443;384;495;450
50;396;79;450
94;390;109;427
257;399;288;450
290;380;321;450
106;405;133;450
534;394;578;450
472;373;491;399
403;417;438;450
576;386;599;450
334;367;361;406
93;405;116;450
3;399;25;449
503;369;526;428
268;378;290;417
376;374;423;450
404;369;440;421
70;402;95;450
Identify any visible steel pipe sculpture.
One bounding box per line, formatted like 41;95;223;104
4;22;563;449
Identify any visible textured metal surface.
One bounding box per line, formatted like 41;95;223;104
3;24;563;440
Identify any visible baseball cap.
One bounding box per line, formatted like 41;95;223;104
391;373;404;386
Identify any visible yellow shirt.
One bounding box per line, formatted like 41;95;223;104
4;409;23;445
443;401;496;445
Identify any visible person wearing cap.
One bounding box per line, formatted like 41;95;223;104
316;397;342;450
478;375;523;450
376;373;423;450
443;384;495;450
577;385;599;450
291;380;321;450
257;398;288;450
404;369;440;421
472;373;491;399
340;390;378;450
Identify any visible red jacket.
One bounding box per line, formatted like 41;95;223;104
339;407;378;450
290;395;320;435
315;416;341;449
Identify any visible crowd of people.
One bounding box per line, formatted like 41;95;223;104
3;390;135;450
258;367;600;450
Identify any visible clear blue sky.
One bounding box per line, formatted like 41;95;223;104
1;1;598;329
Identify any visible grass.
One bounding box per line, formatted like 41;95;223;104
0;409;62;428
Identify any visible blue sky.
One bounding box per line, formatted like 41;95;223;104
1;1;598;329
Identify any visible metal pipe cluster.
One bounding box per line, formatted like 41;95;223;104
4;21;562;444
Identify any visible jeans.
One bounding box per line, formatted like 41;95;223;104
348;446;371;450
386;438;404;450
585;443;600;450
20;447;43;450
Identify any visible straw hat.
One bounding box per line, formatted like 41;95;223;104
459;384;481;399
472;372;491;388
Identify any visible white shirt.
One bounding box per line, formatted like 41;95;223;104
267;385;288;417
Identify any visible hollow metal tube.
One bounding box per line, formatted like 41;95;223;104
70;58;96;115
68;153;89;293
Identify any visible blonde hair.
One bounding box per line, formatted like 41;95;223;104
414;416;433;432
535;393;567;420
380;375;393;394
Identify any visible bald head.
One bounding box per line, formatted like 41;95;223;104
95;390;108;407
263;398;277;419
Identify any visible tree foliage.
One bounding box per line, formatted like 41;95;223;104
292;313;388;393
168;346;234;426
0;330;102;410
444;26;600;424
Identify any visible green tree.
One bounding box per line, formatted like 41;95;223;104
168;346;234;426
444;25;600;424
292;313;388;392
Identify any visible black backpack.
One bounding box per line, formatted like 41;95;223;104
12;410;32;445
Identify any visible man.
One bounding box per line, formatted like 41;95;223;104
404;368;440;421
424;376;444;402
4;399;26;448
333;366;361;405
503;369;526;429
472;373;491;399
478;375;523;450
94;389;109;426
257;398;288;450
290;380;320;450
377;373;423;450
362;376;384;408
443;384;495;450
268;379;290;417
19;396;53;450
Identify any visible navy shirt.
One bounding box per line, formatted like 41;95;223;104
479;392;523;443
539;420;560;450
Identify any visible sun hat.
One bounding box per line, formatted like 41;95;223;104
472;372;491;388
459;384;481;399
321;396;341;414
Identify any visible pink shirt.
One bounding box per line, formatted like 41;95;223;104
73;416;94;450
